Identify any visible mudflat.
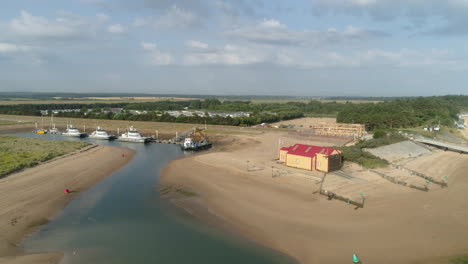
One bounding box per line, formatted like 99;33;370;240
0;144;135;264
161;132;468;264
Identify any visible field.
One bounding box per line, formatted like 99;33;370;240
247;99;382;104
0;96;383;105
0;96;196;105
0;136;90;178
0;121;24;126
0;115;265;138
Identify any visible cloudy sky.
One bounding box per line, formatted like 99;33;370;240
1;0;467;96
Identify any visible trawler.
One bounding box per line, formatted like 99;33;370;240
118;126;149;143
62;124;87;138
89;126;116;140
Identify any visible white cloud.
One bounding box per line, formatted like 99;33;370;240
78;0;105;4
259;19;286;29
312;0;468;34
96;13;110;22
141;42;172;65
108;24;127;33
225;19;387;46
186;40;209;49
4;11;98;41
273;48;459;69
141;42;157;51
183;44;266;65
0;42;31;53
134;5;201;30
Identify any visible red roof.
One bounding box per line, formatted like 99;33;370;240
280;144;340;158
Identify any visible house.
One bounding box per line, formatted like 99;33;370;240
279;144;342;172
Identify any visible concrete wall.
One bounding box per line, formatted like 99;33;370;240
286;154;312;170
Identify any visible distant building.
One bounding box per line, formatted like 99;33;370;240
279;144;342;172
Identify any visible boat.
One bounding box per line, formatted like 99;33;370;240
35;118;47;134
181;137;212;151
89;126;116;140
48;113;60;134
36;129;47;134
62;124;87;138
49;124;60;134
118;126;149;143
180;128;212;151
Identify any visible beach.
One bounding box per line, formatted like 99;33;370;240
161;131;468;264
0;143;135;264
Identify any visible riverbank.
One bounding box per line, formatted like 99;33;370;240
161;132;468;264
0;144;135;264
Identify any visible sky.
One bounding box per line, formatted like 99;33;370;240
0;0;467;96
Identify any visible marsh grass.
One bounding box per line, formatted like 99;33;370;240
0;136;90;178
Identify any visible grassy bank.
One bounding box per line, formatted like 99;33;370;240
339;132;406;168
0;136;90;178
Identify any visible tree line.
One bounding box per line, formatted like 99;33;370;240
337;95;467;130
1;95;467;129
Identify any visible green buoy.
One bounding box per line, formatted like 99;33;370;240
353;254;360;263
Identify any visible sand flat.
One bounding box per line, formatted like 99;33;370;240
162;132;468;264
0;144;135;264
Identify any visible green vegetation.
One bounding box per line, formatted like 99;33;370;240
0;120;20;126
1;95;467;128
451;255;468;264
357;131;407;149
339;131;406;168
339;146;389;169
337;95;468;130
0;136;90;178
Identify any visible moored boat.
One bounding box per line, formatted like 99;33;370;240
118;126;149;143
89;126;116;140
62;124;87;138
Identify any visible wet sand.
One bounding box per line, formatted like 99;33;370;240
161;132;468;264
0;144;135;264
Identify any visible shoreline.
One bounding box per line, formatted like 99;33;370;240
0;143;135;264
160;132;468;264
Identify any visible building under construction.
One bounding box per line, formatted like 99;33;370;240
306;123;365;138
279;144;342;172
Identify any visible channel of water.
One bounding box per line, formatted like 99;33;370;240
14;133;295;264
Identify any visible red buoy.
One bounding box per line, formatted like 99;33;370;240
64;189;70;194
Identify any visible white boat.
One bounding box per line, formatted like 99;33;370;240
118;126;149;143
49;125;60;134
48;113;60;134
89;126;115;140
62;124;87;138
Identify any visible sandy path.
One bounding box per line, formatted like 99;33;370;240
162;132;468;264
0;145;135;264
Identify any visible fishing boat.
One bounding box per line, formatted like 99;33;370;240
89;126;116;140
118;126;149;143
62;124;87;138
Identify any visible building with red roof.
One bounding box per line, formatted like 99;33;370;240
279;144;342;172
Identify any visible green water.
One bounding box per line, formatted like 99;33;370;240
17;133;296;264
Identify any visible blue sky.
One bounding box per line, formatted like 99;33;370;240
0;0;467;96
